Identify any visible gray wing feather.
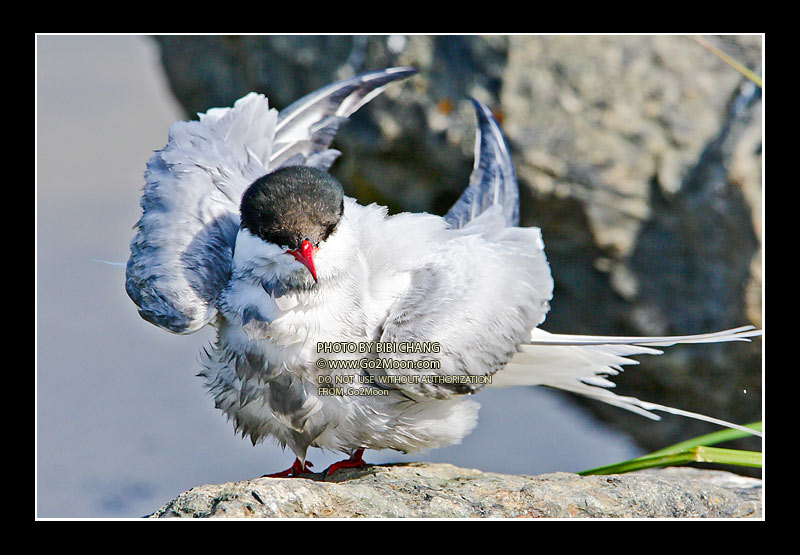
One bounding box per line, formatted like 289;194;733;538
269;66;418;170
126;68;417;334
444;98;519;229
377;225;553;399
126;105;267;334
374;101;553;398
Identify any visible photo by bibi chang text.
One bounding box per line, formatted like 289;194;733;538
316;341;442;354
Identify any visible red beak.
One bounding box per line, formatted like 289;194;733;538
287;239;318;282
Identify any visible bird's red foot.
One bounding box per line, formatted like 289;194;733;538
262;458;314;478
325;448;367;476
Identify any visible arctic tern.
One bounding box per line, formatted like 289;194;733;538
126;67;762;477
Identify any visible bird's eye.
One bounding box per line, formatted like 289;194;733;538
267;231;298;250
323;223;337;241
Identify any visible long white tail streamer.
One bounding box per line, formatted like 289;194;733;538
492;326;763;437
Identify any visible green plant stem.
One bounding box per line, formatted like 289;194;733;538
647;421;762;457
579;446;762;476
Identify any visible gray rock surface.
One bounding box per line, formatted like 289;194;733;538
148;462;762;518
150;35;762;452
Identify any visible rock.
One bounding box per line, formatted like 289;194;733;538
149;35;762;452
148;463;761;518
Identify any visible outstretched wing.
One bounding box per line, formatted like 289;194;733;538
126;67;417;334
374;100;553;398
444;99;519;229
125;92;275;334
270;66;418;171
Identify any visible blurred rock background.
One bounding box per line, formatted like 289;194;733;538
151;35;762;453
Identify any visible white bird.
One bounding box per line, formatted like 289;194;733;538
126;67;762;477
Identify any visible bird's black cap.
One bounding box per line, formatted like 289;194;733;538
240;166;345;250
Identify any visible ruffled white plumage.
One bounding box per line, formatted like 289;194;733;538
126;67;762;467
126;93;276;333
127;68;419;335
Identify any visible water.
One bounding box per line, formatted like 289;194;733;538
35;35;641;518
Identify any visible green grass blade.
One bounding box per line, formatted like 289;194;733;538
692;446;762;467
647;421;762;457
579;451;700;476
578;446;762;476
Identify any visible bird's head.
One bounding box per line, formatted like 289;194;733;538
235;166;346;287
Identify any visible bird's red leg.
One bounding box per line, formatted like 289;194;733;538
325;448;367;476
262;458;314;478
